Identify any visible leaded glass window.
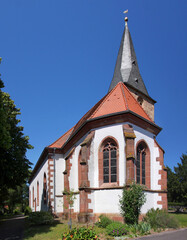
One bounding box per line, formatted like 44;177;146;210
136;150;140;184
103;141;117;183
136;143;146;185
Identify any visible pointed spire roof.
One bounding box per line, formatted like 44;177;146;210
108;18;149;97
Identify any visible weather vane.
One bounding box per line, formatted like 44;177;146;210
123;9;128;23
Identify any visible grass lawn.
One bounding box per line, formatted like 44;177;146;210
23;220;110;240
24;213;187;240
169;213;187;227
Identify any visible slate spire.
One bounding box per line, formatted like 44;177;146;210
108;18;149;97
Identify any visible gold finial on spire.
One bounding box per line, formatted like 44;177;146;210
123;9;128;24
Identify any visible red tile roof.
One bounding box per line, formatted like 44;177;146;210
48;126;74;148
30;82;157;183
49;82;152;149
88;82;152;122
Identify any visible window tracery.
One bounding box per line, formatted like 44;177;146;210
136;141;149;186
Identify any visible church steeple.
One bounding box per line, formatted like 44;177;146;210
108;17;149;98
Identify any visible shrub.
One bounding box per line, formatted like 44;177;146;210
119;183;146;224
62;227;98;240
28;211;54;226
137;222;151;235
168;202;186;207
24;206;32;216
95;215;113;228
144;208;179;230
13;208;21;215
106;222;128;237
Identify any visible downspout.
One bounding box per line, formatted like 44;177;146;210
53;147;56;213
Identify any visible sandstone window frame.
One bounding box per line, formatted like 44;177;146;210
43;172;47;204
98;137;119;187
32;186;34;208
37;181;39;206
135;140;150;188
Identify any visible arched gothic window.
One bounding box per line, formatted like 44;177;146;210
32;187;34;208
37;181;39;206
78;150;81;188
103;141;117;183
99;137;119;186
136;141;150;187
43;173;47;204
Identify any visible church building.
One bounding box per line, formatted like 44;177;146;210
29;17;167;222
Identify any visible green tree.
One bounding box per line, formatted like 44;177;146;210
167;153;187;204
167;167;181;203
119;183;146;224
0;60;33;209
4;183;29;214
174;153;187;204
64;189;76;229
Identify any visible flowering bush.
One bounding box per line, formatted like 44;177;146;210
62;227;99;240
106;222;128;237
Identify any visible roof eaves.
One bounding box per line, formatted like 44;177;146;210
154;137;165;153
29;147;49;184
61;110;162;152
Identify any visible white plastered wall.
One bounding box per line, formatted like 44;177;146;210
88;122;162;214
132;124;162;210
30;121;163;214
88;124;125;214
93;189;122;213
54;154;65;213
29;156;48;212
68;146;81;213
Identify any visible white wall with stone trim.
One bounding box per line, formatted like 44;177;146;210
153;144;162;190
69;148;79;192
141;192;162;213
133;124;162;191
92;123;126;188
54;154;65;213
73;194;80;212
30;120;164;215
29;156;48;212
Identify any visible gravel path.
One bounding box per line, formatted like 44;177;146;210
0;216;25;240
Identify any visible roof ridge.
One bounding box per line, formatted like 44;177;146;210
89;82;121;119
69;94;108;136
122;83;153;122
119;82;129;110
48;126;74;148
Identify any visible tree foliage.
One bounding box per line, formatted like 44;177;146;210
167;153;187;204
0;62;33;209
119;183;146;224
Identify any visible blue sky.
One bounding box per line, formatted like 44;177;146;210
0;0;187;170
